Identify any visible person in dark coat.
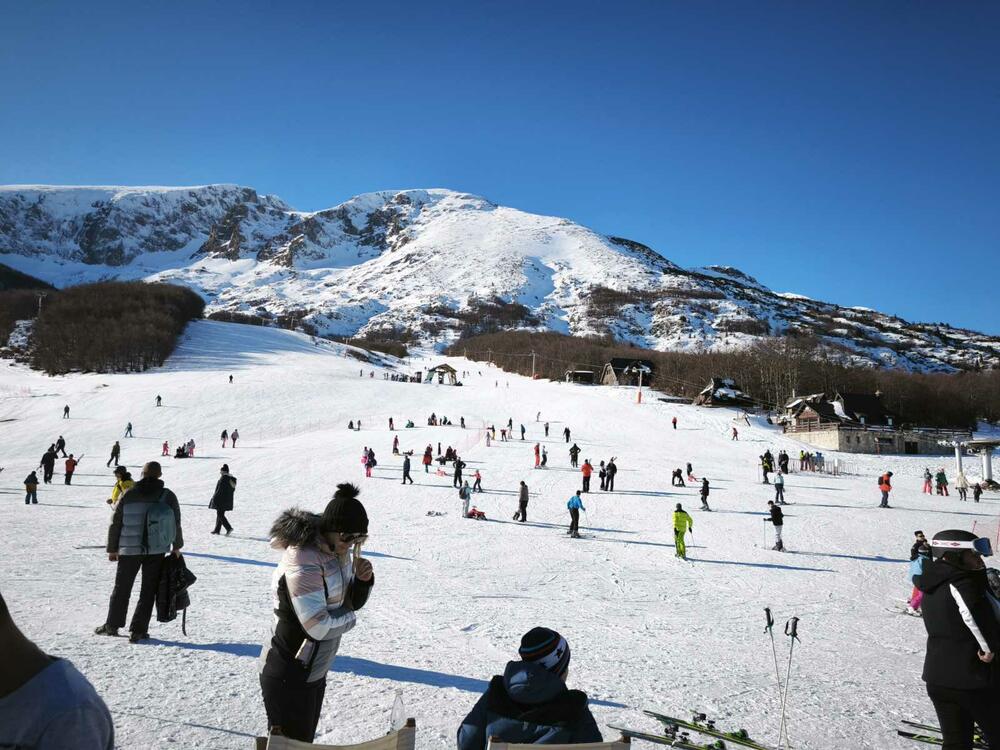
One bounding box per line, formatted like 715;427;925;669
39;449;57;484
605;458;617;492
55;436;67;458
24;471;39;505
765;501;784;551
568;444;580;468
106;441;120;468
453;457;466;488
914;529;1000;749
209;464;237;535
457;627;602;750
514;481;528;522
402;454;413;485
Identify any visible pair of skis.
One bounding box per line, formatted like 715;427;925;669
611;710;774;750
898;719;988;749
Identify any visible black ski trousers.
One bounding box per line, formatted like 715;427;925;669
927;683;1000;750
260;675;326;743
402;468;413;484
105;553;165;634
42;466;54;483
606;474;615;492
775;485;785;503
582;475;591;492
568;508;580;534
213;509;233;534
515;499;527;522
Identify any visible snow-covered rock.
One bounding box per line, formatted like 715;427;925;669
2;184;998;371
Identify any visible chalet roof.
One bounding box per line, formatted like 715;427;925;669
426;363;457;374
607;358;655;373
835;392;898;424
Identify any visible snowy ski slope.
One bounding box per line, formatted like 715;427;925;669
0;320;996;749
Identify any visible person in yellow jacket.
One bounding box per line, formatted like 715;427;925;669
106;466;135;507
673;503;693;559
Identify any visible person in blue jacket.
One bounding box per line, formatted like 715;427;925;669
456;627;602;750
566;491;586;539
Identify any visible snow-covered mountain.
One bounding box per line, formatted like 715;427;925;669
1;184;997;371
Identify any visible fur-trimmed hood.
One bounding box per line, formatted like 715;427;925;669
269;507;322;549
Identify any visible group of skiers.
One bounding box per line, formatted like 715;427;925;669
922;467;983;502
760;449;791;482
798;450;824;471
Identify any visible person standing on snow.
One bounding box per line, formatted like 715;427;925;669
473;469;483;492
460;482;473;517
540;447;547;467
534;443;540;468
605;458;617;492
765;501;784;550
402;454;413;485
231;429;239;448
221;429;229;448
700;479;711;511
456;627;602;750
520;424;526;440
973;483;983;503
879;471;894;508
162;441;169;456
422;446;433;473
731;427;738;440
155;395;162;407
258;485;374;743
106;441;120;468
24;471;39;505
106;466;134;508
935;469;949;497
581;460;593;492
914;530;1000;749
393;436;400;455
955;471;970;501
672;416;677;430
566;491;585;538
598;461;607;491
774;472;786;505
563;426;571;443
124;422;133;438
55;436;67;458
64;454;81;485
514;481;528;522
209;464;237;535
568;444;580;468
453;456;466;488
544;422;549;437
96;461;183;643
907;531;931;615
673;503;693;559
39;448;57;484
63;405;70;419
923;468;933;494
686;462;695;482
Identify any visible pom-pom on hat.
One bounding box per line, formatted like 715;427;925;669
519;627;571;676
321;483;369;534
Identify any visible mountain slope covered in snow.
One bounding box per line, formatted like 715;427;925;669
1;184;997;371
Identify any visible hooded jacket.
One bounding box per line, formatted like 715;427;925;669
915;558;1000;690
209;473;237;512
456;660;602;750
258;508;373;684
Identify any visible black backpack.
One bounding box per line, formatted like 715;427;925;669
156;554;198;634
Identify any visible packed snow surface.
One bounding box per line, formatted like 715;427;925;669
0;321;997;749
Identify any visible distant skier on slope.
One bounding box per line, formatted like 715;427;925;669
774;472;787;505
605;458;617;491
563;426;571;443
699;479;710;511
568;443;580;468
514;481;528;522
581;460;593;492
879;471;893;508
673;503;693;559
765;501;784;551
686;462;695;482
566;491;585;538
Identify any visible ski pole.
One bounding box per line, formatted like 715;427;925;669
778;617;800;750
764;608;787;749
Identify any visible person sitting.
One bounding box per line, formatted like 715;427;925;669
174;446;188;459
457;627;602;750
405;420;414;429
348;420;355;431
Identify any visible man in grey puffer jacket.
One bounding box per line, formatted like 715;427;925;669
95;462;183;643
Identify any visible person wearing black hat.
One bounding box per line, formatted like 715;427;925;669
258;484;374;743
914;529;1000;749
209;465;237;535
457;627;601;750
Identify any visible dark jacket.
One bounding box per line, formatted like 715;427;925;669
454;460;466;477
107;477;184;556
915;559;1000;690
40;450;56;468
156;553;197;625
605;461;617;477
519;485;529;504
209;473;237;512
457;660;602;750
700;481;709;498
767;505;783;526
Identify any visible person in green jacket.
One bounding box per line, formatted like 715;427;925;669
673;503;693;559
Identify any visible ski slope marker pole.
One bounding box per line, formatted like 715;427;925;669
778;617;800;750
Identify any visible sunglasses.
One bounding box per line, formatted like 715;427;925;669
339;533;368;545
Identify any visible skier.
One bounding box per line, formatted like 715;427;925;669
453;456;466;488
566;491;585;538
765;501;784;550
393;436;400;455
162;441;169;456
39;447;56;484
106;441;121;468
605;458;617;492
700;478;711;511
402;454;413;485
422;446;433;473
761;454;772;484
209;464;237;535
774;472;786;505
389;417;394;431
914;529;1000;749
514;481;528;522
95;461;184;643
673;503;693;559
155;395;162;407
460;417;465;429
258;485;373;742
460;482;473;518
935;469;949;497
686;462;695;482
520;424;525;440
55;435;67;457
228;374;233;384
365;448;376;478
955;470;969;501
581;460;593;492
107;466;134;508
922;468;933;494
879;471;894;508
544;422;549;437
731;427;738;440
63;405;70;419
563;426;571;443
64;454;80;485
221;429;229;448
231;429;239;447
24;471;38;505
456;627;602;750
473;469;483;492
672;416;678;430
540;446;547;467
534;443;540;468
907;531;931;615
124;422;133;438
569;443;580;468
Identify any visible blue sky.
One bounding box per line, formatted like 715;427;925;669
1;1;997;333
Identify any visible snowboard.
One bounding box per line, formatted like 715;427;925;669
644;710;777;750
609;725;730;750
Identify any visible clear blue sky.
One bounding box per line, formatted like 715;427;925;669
2;1;997;333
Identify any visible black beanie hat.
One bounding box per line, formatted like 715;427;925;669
321;483;368;534
519;627;571;676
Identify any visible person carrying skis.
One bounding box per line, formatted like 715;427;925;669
673;503;693;559
209;464;237;535
581;460;593;492
124;422;133;438
879;471;893;508
24;471;38;505
568;443;580;468
107;466;134;508
566;491;585;538
456;627;602;750
534;443;540;468
221;429;229;448
64;454;80;485
453;456;466;488
106;441;120;468
914;529;1000;749
774;472;786;505
765;501;784;551
514;481;528;522
55;436;67;457
402;454;413;485
605;458;617;492
473;469;482;492
922;468;933;494
700;479;711;511
40;447;57;484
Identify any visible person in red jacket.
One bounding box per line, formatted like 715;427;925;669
879;471;893;508
64;454;81;485
581;460;593;493
422;446;433;473
534;443;540;468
